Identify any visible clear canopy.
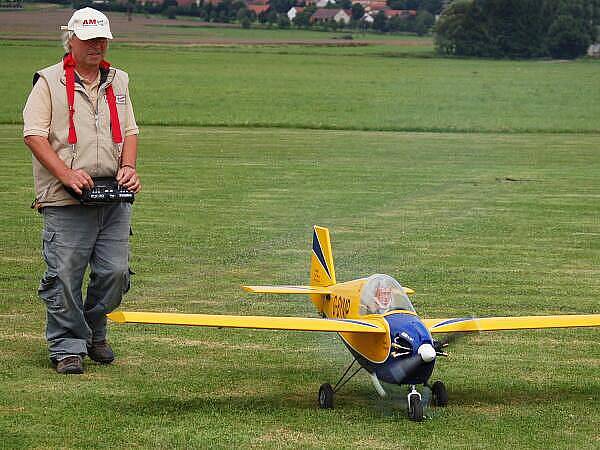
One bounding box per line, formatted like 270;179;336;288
359;274;415;315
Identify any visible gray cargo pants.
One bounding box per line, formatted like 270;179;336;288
39;204;132;361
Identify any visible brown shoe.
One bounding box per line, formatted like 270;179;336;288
56;355;84;374
87;341;115;364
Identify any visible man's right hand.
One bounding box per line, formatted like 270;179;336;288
59;168;94;195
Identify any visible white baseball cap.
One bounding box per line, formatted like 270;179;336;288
61;7;113;40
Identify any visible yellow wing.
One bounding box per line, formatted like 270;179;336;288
107;311;386;334
423;314;600;333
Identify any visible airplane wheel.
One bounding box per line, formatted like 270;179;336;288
408;394;424;422
431;381;448;407
318;383;334;409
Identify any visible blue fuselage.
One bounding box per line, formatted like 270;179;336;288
343;312;436;385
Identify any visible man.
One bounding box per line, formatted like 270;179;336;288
23;7;141;374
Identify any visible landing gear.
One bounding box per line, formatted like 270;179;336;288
318;358;362;410
407;385;424;422
431;380;448;407
318;383;334;409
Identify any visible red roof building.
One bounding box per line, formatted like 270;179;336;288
384;9;417;18
247;4;270;15
311;8;351;23
365;1;387;11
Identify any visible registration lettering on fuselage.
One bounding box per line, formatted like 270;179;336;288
331;294;351;318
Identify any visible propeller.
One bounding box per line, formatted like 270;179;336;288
433;334;455;356
389;343;437;384
433;315;482;356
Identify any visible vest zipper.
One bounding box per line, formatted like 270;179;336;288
95;108;99;173
73;84;93;171
70;71;117;176
70;85;86;168
97;79;110;174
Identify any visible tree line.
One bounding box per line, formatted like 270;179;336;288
34;0;439;34
435;0;600;59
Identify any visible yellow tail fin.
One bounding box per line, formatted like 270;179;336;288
310;225;336;287
310;226;336;313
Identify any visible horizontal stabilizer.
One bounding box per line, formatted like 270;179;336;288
242;285;414;295
242;285;332;294
424;314;600;333
107;311;386;334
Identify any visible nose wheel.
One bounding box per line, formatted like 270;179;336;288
407;386;424;422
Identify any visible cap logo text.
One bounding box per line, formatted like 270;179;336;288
82;18;105;26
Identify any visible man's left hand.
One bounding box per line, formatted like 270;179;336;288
117;166;141;193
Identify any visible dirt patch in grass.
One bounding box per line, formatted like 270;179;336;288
256;428;319;446
0;331;44;342
128;335;277;351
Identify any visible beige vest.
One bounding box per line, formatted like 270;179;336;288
33;61;131;207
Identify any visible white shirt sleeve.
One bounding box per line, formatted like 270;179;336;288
23;76;52;138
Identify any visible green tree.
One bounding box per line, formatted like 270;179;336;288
435;0;598;58
373;10;388;31
162;0;177;12
165;5;177;19
481;0;552;57
420;0;443;15
127;0;135;21
547;14;592;58
263;9;278;25
351;2;365;20
278;14;291;28
203;2;213;20
294;10;312;28
414;9;434;35
388;15;404;32
434;0;488;55
236;7;250;21
388;0;420;8
269;0;295;13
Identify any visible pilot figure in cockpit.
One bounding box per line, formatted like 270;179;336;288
362;284;394;315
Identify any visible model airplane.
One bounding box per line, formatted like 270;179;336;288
108;226;600;421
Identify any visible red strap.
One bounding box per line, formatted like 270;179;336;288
100;59;123;144
62;54;122;145
105;84;123;144
63;54;77;145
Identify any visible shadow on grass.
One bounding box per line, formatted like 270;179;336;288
26;348;597;417
110;393;317;417
444;383;598;407
103;378;597;420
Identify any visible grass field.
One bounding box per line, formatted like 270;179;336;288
2;40;600;133
1;29;599;449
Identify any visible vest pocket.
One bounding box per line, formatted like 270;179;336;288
56;146;72;163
